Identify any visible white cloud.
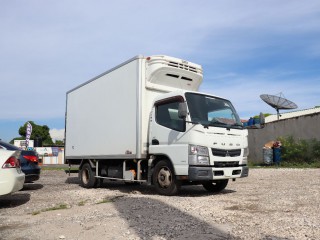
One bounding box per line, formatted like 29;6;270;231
0;0;319;123
50;129;65;141
201;70;320;119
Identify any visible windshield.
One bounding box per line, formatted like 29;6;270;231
185;92;242;129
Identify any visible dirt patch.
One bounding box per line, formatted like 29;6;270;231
0;168;319;239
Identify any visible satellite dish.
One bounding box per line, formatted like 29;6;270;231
260;93;298;120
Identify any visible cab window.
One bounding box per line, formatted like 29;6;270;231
155;100;185;132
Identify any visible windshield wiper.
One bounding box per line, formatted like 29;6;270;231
208;122;243;130
230;123;243;128
208;121;228;127
186;120;242;129
186;120;211;129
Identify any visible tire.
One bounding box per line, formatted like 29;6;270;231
152;160;181;196
79;163;97;188
202;179;229;193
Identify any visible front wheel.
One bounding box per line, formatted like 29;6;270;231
202;179;229;193
153;160;181;196
79;163;97;188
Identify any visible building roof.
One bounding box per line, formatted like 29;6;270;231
265;107;320;123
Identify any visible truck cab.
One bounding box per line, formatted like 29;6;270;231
148;90;249;195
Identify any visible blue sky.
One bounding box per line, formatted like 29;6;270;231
1;0;320;142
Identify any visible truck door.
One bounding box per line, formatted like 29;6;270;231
149;97;189;175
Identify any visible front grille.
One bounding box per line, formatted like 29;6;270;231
211;148;241;157
214;161;240;168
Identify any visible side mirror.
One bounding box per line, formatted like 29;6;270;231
178;102;188;119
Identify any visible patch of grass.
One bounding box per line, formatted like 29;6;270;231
31;211;41;216
31;203;68;215
77;200;88;206
95;195;124;204
46;204;68;211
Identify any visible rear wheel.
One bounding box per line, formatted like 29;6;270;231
153;160;180;196
79;163;97;188
202;179;229;193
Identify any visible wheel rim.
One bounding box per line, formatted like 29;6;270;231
157;167;172;188
82;168;89;184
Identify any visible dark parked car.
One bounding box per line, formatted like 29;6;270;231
0;140;41;183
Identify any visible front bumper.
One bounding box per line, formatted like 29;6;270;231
188;165;249;181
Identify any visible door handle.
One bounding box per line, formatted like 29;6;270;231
151;139;159;145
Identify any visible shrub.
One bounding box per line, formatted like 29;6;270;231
277;136;320;166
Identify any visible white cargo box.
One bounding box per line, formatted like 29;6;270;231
65;55;203;161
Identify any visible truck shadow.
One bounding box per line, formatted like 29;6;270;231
65;175;236;197
65;176;235;197
100;180;236;197
112;196;236;239
65;176;80;184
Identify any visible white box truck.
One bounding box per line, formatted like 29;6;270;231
65;55;264;195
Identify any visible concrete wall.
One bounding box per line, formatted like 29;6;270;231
248;112;320;162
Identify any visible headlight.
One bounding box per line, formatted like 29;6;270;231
243;147;249;157
189;145;209;156
189;145;209;165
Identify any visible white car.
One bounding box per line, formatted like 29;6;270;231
0;148;25;196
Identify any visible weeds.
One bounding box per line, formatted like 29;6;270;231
96;195;124;204
250;136;320;168
77;200;88;206
277;136;320;166
31;203;68;215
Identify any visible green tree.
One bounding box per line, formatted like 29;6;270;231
253;113;272;118
54;140;64;146
18;121;53;146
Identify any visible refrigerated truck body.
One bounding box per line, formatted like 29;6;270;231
65;55;263;195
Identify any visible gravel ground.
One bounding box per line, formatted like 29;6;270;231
0;168;319;240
